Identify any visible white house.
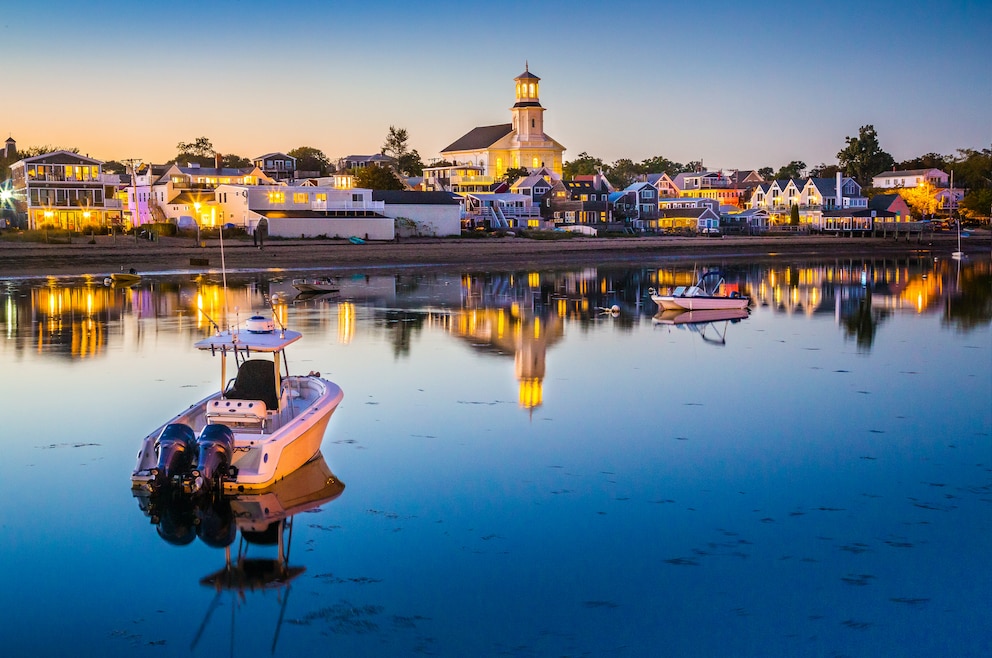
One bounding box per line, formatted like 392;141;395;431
372;190;462;236
872;168;949;189
213;184;393;240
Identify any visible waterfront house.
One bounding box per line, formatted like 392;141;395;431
543;178;611;225
462;192;542;230
440;65;565;179
336;153;397;171
868;194;912;221
148;159;273;226
656;206;721;233
510;167;557;203
622;182;660;227
9;150;123;230
872;168;949;189
213;183;393;239
644;172;679;198
673;170;748;208
253;152;297;182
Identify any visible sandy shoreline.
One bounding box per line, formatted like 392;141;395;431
0;232;986;278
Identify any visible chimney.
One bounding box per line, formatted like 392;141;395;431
215;152;222;170
835;172;843;209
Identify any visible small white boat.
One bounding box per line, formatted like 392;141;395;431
131;314;344;495
650;271;748;311
292;278;339;294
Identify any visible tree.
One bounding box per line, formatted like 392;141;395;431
175;136;215;166
757;166;774;180
563;152;605;179
774;160;806;180
101;160;126;174
288;146;331;175
951;148;991;191
790;204;800;226
836;125;894;185
381;126;424;177
220;154;250;168
899;182;939;218
354;164;405;190
606;158;639;189
897;152;949;171
501;167;531;185
959;188;992;222
809;163;841;179
639;155;689;175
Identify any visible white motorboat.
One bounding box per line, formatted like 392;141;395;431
650;271;749;311
131;314;344;495
292;278;339;294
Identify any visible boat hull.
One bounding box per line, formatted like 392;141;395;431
651;294;748;311
131;376;343;493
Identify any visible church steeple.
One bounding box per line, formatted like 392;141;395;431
512;64;544;143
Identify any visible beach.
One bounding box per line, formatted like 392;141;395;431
0;232;984;278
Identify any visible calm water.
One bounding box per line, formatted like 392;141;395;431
1;254;990;657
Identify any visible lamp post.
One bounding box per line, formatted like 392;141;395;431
194;202;201;244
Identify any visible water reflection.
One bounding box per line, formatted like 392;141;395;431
1;257;988;364
134;453;344;652
652;308;750;346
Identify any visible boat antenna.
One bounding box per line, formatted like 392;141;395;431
220;223;230;330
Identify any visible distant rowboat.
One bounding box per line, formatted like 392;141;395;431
348;236;366;245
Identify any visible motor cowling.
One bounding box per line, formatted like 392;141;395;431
191;424;235;494
153;423;197;487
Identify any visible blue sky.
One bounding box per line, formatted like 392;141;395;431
2;0;989;171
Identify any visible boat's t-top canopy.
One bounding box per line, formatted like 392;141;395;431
194;316;301;354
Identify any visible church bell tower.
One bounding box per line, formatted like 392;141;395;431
511;63;545;143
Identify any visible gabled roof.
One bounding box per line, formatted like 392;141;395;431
18;150;102;166
868;194;902;210
254;152;296;162
873;168;945;178
442;124;513;153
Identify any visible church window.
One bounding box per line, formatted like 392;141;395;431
531;119;535;128
532;157;539;168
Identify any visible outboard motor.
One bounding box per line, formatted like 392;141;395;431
190;424;235;494
152;423;197;489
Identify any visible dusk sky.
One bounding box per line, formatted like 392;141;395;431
3;0;989;171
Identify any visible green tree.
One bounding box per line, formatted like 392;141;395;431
101;160;126;174
808;163;841;179
757;166;774;180
381;126;424;176
775;160;806;180
959;188;992;222
951;148;991;191
354;164;405;190
563;152;605;179
639;155;688;174
790;204;800;226
175;136;215;166
502;167;531;185
288;146;331;175
220;154;250;168
606;158;639;189
897;152;949;171
837;125;894;185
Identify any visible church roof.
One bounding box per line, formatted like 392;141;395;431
441;123;513;153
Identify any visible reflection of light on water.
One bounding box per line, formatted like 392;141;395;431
337;301;355;344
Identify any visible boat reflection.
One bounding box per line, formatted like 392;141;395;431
135;450;343;557
134;452;344;651
652;307;749;346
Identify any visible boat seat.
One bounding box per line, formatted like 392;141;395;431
206;399;268;431
225;359;279;409
672;286;687;296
